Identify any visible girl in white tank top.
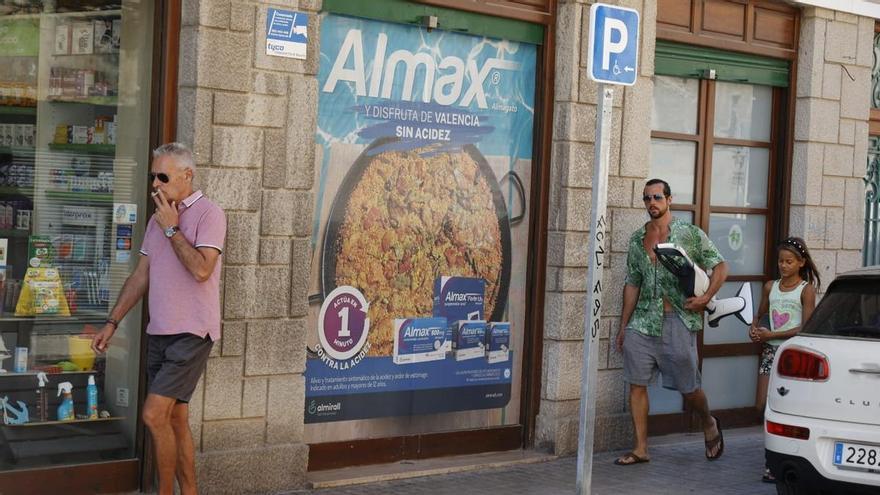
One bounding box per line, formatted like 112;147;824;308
766;279;808;346
749;237;820;483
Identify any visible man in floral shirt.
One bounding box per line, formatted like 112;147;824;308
613;179;728;466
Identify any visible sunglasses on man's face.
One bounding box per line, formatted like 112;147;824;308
149;172;170;183
642;194;666;202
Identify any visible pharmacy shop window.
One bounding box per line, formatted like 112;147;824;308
0;0;154;471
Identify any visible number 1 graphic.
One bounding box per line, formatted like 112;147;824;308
338;307;350;338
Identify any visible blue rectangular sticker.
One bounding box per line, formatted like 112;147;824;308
266;8;308;60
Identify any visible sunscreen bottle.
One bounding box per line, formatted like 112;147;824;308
86;375;98;419
56;381;74;421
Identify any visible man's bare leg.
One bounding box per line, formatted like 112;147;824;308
617;384;651;463
142;393;178;495
682;388;721;457
171;402;197;495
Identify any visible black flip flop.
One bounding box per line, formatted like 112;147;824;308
705;415;724;460
614;452;650;466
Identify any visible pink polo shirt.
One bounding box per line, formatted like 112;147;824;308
139;190;226;341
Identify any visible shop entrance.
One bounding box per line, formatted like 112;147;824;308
648;41;791;432
0;0;177;491
648;0;800;434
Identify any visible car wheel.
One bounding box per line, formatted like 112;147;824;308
775;468;816;495
775;479;797;495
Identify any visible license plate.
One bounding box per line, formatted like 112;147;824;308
834;442;880;471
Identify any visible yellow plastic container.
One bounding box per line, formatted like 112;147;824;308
68;335;96;371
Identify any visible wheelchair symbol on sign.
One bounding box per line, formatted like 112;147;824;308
611;61;635;77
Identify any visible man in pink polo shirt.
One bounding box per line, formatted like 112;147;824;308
91;142;226;495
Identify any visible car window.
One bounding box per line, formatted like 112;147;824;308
802;278;880;340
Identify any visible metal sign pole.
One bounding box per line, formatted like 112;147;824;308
575;83;614;495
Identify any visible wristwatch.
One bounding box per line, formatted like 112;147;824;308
164;225;179;238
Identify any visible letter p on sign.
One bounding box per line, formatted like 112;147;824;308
587;3;640;86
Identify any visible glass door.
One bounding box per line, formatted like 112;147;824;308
649;73;780;423
700;81;774;411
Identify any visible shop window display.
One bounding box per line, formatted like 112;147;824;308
0;0;153;471
306;14;535;440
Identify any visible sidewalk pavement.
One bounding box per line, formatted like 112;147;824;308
290;426;776;495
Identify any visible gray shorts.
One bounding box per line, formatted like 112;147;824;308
623;313;701;393
146;333;213;403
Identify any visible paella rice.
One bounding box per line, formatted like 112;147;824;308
335;148;503;356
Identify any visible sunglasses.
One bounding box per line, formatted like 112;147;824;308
149;172;170;183
642;194;666;202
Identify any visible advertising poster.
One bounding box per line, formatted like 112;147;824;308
306;14;536;427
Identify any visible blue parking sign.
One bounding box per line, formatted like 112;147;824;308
266;8;308;60
587;3;639;86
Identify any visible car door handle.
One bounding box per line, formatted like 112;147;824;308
849;368;880;374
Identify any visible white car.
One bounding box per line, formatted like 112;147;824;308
765;266;880;495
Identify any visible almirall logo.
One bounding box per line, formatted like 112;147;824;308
322;29;520;109
308;400;343;415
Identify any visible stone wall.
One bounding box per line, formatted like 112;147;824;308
175;0;321;492
791;7;871;285
536;0;656;456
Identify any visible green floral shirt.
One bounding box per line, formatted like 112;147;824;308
625;217;724;336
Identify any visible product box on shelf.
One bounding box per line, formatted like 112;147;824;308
94;20;114;53
111;19;121;50
61;70;78;97
92;123;105;144
71;126;88;144
54;125;68;144
18;124;34;148
0;124;10;146
15;209;31;231
106;121;116;144
0;203;10;229
70;22;94;55
485;322;510;363
392;317;449;365
13;125;25;147
27;235;55;268
433;276;485;322
453;320;487;361
55;24;70;55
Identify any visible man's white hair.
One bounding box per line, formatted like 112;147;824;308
152;142;196;173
